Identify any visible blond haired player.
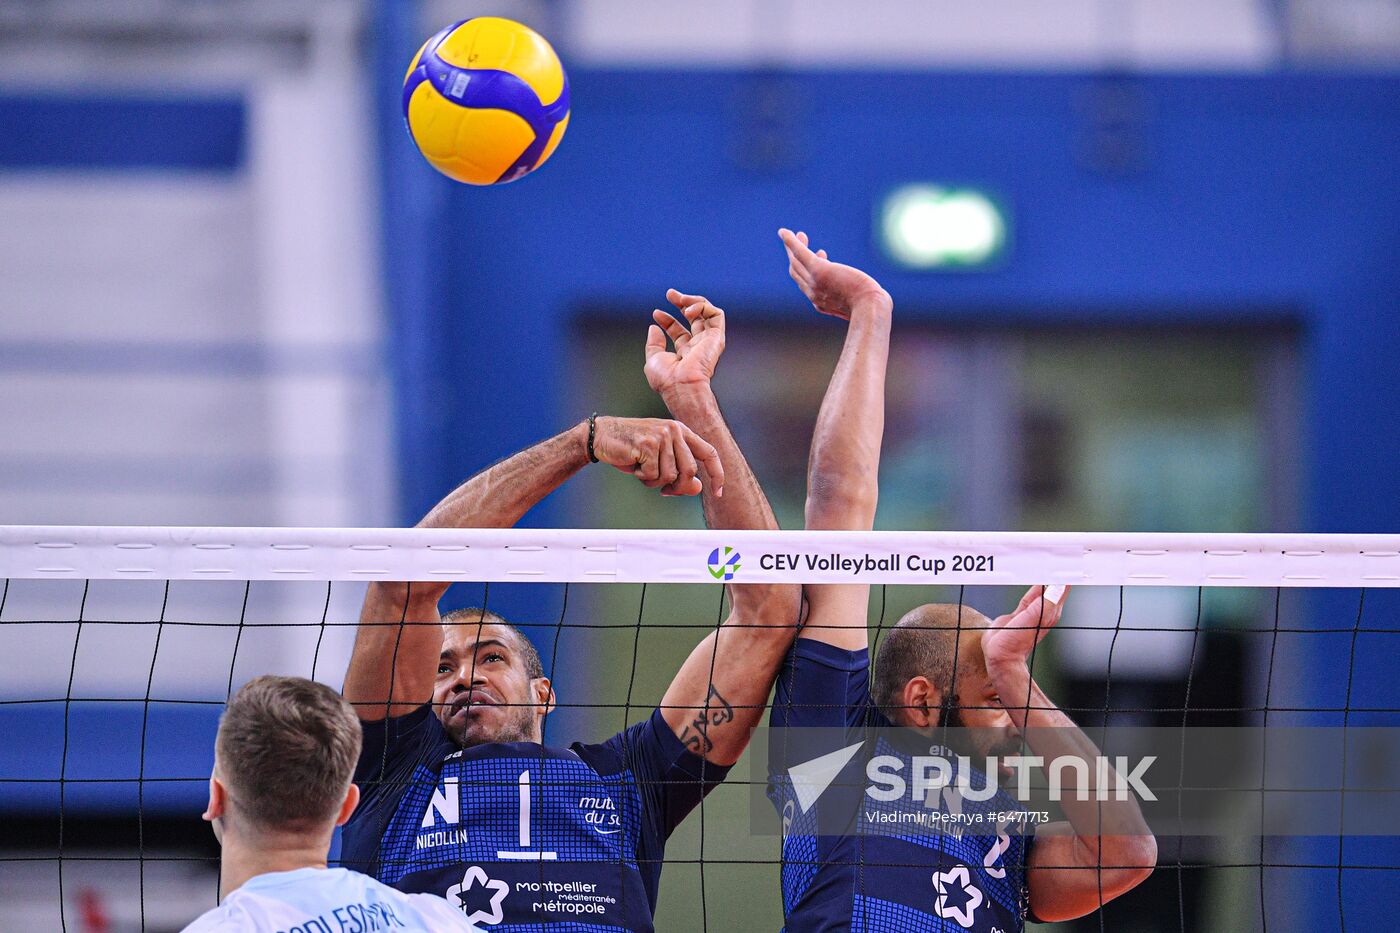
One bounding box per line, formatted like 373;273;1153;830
184;675;480;932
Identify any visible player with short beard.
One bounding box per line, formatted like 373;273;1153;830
340;289;800;931
766;229;1157;931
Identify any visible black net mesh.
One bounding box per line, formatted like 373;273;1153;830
0;576;1395;932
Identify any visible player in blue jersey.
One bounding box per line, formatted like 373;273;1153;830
340;290;801;931
767;229;1157;931
185;675;481;932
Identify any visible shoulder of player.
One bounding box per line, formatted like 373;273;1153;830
178;895;253;933
355;706;456;779
178;910;227;933
567;734;625;773
323;871;481;930
566;709;691;775
788;637;871;672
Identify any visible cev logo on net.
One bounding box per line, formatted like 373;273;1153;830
707;546;742;581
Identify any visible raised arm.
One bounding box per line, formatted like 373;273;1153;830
343;417;723;721
645;288;801;764
982;587;1158;921
782;229;893;651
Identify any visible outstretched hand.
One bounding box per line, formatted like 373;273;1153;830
590;415;724;498
779;228;891;320
981;585;1070;674
644;288;727;397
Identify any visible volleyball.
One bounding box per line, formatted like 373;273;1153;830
401;17;571;185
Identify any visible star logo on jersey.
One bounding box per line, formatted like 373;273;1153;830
446;865;509;926
707;546;741;581
932;863;983;929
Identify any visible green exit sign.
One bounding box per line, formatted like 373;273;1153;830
878;184;1009;270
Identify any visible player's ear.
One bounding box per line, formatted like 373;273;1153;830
335;782;361;827
533;677;556;717
203;773;225;823
902;677;940;730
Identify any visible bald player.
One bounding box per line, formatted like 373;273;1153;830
767;230;1156;930
340;291;800;931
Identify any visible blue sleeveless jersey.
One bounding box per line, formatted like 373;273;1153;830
768;640;1033;933
342;705;728;932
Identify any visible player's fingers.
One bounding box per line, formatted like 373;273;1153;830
702;302;725;336
644;324;667;359
780;228;821;272
779;234;807;267
1038;586;1068;627
779;228;804;256
784;244;814;285
682;298;717;322
688;308;706;336
795;260;816;286
680;425;724;496
629;438;659;482
670;475;703;497
1014;585;1044;614
1014;585;1067;626
671;424;699;490
656;429;680;490
797;232;826;264
653;307;690;336
1008;597;1055;634
652;309;691;350
684;300;724;339
992;596;1038;630
667;288;710;312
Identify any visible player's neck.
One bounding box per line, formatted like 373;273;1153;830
219;827;333;899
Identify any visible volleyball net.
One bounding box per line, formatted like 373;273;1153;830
1;526;1398;931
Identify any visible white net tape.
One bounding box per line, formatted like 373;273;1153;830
3;526;1398;586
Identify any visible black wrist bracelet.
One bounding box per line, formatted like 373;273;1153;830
587;412;600;463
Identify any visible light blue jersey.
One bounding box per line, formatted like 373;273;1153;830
182;866;481;932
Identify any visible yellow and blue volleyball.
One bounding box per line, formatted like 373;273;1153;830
402;17;570;185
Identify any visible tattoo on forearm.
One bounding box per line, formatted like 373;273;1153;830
678;684;735;755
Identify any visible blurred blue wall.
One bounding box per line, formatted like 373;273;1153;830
386;70;1400;536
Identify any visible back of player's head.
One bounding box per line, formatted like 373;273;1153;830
441;607;544;680
215;675;361;833
871;603;991;714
